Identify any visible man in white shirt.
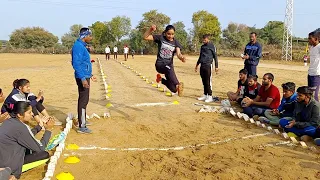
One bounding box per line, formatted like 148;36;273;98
113;46;118;60
308;31;320;101
105;46;110;60
124;45;129;61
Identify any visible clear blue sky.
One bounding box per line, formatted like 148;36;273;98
1;0;319;40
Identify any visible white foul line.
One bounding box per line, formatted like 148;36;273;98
133;102;174;107
74;132;271;152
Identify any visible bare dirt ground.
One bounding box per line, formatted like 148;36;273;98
0;54;319;180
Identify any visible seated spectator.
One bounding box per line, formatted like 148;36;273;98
279;86;319;138
0;101;54;179
1;79;62;126
261;82;297;125
227;69;248;102
0;89;10;123
241;73;281;118
239;75;261;105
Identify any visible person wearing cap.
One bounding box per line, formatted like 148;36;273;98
71;27;97;134
279;86;320;137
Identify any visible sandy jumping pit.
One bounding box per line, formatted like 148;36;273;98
0;54;319;180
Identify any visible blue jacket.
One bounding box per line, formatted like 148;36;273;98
71;39;92;81
278;92;297;117
1;89;40;114
244;42;262;66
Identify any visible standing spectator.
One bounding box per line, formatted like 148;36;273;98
105;46;111;60
307;31;320;101
241;32;262;76
113;45;118;60
71;27;97;134
124;45;129;61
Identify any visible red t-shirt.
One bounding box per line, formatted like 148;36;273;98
258;84;281;109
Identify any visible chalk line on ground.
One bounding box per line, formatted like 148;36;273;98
133;102;175;107
71;132;271;152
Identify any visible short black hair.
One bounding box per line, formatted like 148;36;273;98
282;82;296;92
80;27;89;34
297;86;314;97
248;75;258;81
264;73;274;82
239;69;248;75
12;101;31;118
309;31;320;39
203;34;211;39
250;32;257;36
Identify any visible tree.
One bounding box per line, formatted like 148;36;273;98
109;16;131;42
61;24;83;49
172;21;188;50
192;10;221;43
261;21;284;45
9;27;58;49
91;21;108;47
129;29;143;52
137;10;170;53
137;10;171;34
222;22;250;49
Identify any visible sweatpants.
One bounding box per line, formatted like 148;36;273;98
31;100;45;116
155;64;179;93
244;64;257;76
308;75;320;101
124;53;128;61
24;151;49;164
114;52;118;59
279;119;317;137
200;64;212;96
106;53;110;60
243;105;269;118
76;78;90;128
264;110;292;126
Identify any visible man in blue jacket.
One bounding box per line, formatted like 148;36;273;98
241;32;262;76
261;82;297;125
72;27;96;134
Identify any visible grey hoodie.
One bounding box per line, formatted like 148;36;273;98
0;118;51;178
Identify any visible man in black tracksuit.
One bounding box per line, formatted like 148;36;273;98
195;34;219;103
241;32;262;76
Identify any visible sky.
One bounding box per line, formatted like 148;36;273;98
1;0;319;40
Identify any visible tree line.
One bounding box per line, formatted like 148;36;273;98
0;10;311;60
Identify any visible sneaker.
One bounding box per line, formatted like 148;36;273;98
205;96;214;103
314;138;320;146
253;115;259;121
77;127;92;134
197;95;207;101
177;82;184;97
258;117;270;124
156;74;162;83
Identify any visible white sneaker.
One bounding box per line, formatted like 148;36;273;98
197;95;207;101
205;96;214;103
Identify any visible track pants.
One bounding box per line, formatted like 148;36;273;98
308;75;320;101
244;64;257;76
155;64;179;93
76;78;90;128
279;119;317;137
200;64;212;96
31;100;45;116
106;53;110;60
114;52;118;59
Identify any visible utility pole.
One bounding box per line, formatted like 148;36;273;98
282;0;294;61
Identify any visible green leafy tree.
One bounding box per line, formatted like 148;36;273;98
129;29;143;52
172;21;188;50
9;27;58;49
261;21;284;45
222;23;250;49
192;10;221;43
109;16;131;42
61;24;83;49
